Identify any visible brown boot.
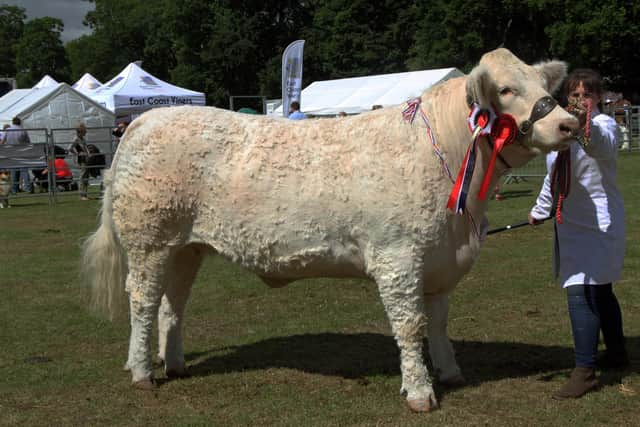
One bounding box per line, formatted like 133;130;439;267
553;367;598;400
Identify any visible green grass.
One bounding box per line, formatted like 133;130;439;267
1;153;638;426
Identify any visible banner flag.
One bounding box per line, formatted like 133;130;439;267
281;40;305;117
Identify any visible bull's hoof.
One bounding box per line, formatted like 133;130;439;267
440;373;466;386
132;378;157;390
166;369;190;379
407;397;437;412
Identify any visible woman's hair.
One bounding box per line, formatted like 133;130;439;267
564;68;602;97
76;122;87;136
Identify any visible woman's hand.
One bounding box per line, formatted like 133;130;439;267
528;213;544;226
566;99;588;128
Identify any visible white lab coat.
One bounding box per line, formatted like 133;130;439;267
530;110;625;287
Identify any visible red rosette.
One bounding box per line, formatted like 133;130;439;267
477;113;517;200
490;113;517;147
467;104;497;135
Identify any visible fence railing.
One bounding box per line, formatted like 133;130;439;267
0;126;117;204
617;105;640;151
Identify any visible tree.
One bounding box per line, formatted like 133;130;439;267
15;17;69;87
164;0;311;106
61;0;640;107
0;5;26;77
79;0;169;82
545;0;640;100
302;0;421;82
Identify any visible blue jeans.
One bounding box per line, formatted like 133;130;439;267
11;169;32;193
566;284;625;367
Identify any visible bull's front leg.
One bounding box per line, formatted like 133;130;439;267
371;250;437;412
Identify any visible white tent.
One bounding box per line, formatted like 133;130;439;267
33;74;59;89
274;67;463;117
0;88;32;114
72;73;102;94
0;83;115;143
90;62;206;116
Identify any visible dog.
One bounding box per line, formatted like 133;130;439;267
0;170;11;208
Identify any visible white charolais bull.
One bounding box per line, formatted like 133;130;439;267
83;49;578;412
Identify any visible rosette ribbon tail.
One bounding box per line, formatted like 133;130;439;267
447;135;478;214
477;114;517;200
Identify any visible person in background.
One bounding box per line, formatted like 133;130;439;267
112;121;128;139
69;123;91;200
288;101;306;120
529;69;628;400
1;117;32;193
35;146;73;191
0;123;9;141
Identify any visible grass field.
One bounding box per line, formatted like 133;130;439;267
1;153;638;426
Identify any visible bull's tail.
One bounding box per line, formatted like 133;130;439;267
81;168;128;320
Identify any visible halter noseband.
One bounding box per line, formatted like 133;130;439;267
518;96;558;135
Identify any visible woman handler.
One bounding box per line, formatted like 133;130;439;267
529;69;628;399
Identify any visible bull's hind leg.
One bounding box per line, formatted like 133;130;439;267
425;293;464;385
124;247;171;389
371;249;437;412
157;244;205;378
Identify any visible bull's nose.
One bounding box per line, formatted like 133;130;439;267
559;116;580;138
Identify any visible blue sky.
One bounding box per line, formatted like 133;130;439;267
5;0;95;42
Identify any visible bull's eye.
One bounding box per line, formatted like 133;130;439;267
499;87;514;96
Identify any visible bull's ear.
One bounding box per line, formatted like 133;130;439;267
465;64;495;109
534;60;567;94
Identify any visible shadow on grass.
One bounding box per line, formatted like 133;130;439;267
185;333;638;396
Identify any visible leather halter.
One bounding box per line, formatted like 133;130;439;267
518;96;558;135
466;94;559;169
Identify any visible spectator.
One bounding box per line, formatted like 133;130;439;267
288;101;306;120
2;117;32;193
529;68;628;399
0;123;9;142
34;146;73;192
112;121;128;139
69;123;91;200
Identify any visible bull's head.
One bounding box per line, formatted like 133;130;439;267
465;48;579;156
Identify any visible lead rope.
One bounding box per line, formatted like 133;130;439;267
550;149;571;224
550;151;570;279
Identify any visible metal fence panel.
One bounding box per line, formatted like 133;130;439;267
504;154;547;183
0;126;117;204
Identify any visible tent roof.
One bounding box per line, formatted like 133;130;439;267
72;73;102;93
33;74;58;89
0;88;32;114
0;83;114;124
276;67;463;116
90;62;205;115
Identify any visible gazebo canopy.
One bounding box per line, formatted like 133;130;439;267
90;63;205;116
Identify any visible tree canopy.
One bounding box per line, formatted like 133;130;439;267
0;5;25;78
14;16;69;87
1;0;639;103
